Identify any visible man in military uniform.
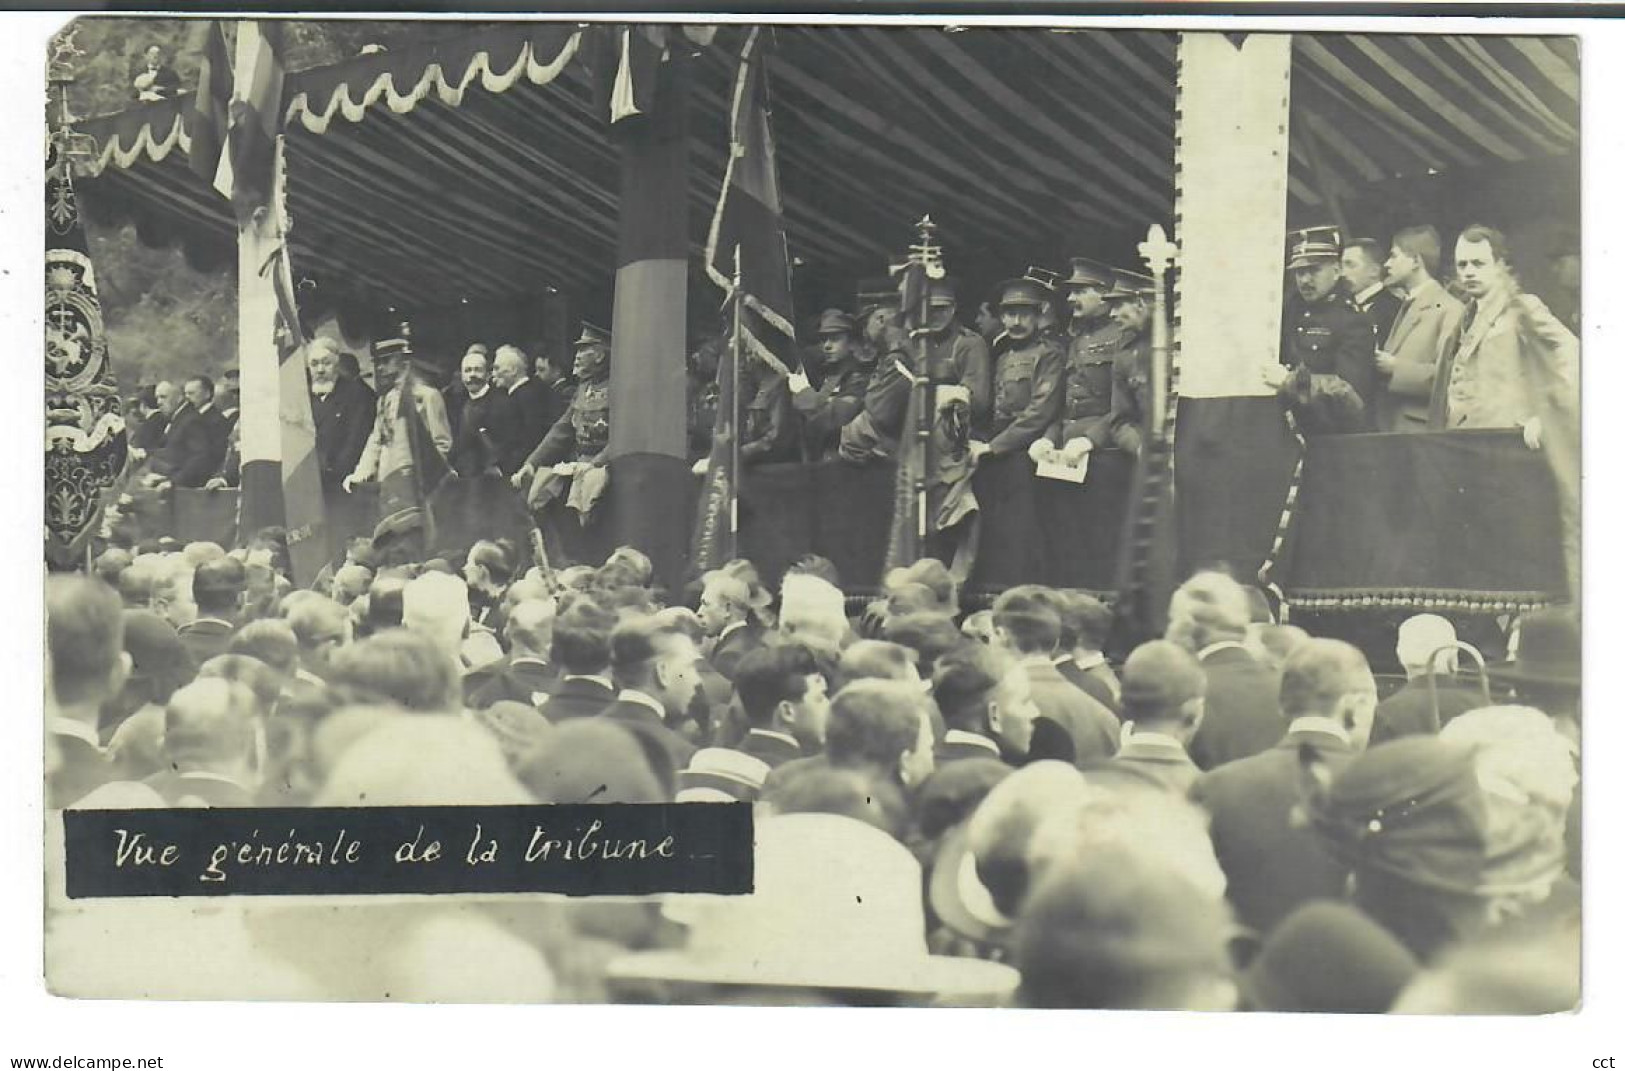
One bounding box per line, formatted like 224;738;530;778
1264;226;1377;434
512;325;612;509
971;277;1066;462
790;308;872;459
739;349;796;465
969;275;1068;586
344;335;453;493
1053;257;1123;452
1039;269;1156;460
686;334;723;462
839;276;988;463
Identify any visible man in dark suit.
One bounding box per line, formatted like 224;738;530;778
492;345;557;476
1085;641;1205;797
696;570;768;681
308;339;376;493
1193;638;1378;936
1371;613;1481;744
537;599;618;722
600;617;703;793
675;643;831;802
46;577;131;808
1342;236;1404;343
1052;590;1120;715
992;587;1119;766
447;348;515;478
144;679;262;808
148;376;229;489
1170;572;1287;770
930;643;1023;769
467;598;559;710
176;556;244;666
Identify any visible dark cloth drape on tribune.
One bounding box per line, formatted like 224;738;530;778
116;431;1565;606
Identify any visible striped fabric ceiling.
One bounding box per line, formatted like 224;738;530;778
76;25;1579;312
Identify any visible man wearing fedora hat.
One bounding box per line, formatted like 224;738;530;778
343;333;453;494
1263;225;1377;434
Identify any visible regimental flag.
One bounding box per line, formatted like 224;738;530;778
375;355;452;553
186;21;232;187
689;296;738;574
45;135;127;569
704;26;797;380
212;20;286;216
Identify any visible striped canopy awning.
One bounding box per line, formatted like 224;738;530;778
75;24;1579;314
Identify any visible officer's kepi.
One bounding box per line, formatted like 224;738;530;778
996;277;1050;309
1286;225;1342;271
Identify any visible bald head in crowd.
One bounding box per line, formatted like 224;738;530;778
1166;571;1252;653
505;598;557;660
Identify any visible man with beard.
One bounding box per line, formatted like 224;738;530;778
1264;226;1376;433
307;338;376;493
789;308;872;458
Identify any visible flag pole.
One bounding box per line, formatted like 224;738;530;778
730;245;744;539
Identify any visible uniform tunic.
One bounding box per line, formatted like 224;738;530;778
1107;328;1153;454
1280;296;1377;433
1053;316;1122;447
527;379;610;467
987;335;1066;455
351;381;453;483
792;357;871;458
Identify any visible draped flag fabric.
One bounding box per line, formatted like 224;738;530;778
45;136;126;569
213;20;286;216
209;20;328;585
186;21;232;187
691;26;796;575
703;26;797;379
374;364;452;552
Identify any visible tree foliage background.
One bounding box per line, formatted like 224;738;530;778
62;18;467;390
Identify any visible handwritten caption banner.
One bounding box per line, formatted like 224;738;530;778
64;804;754;898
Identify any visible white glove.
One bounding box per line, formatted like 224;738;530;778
968;440;992;461
341;474;359;493
1027;438;1056;463
553;461;579;478
511;463;534;489
786;371;812;395
1261;363;1290;390
1522;417;1543;451
692;457;711;476
1060;437;1094;465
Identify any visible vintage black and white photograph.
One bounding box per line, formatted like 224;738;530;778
36;12;1589;1029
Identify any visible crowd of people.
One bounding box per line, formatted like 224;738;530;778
46;525;1580;1009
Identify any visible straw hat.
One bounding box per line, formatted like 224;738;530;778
608;814;1018;997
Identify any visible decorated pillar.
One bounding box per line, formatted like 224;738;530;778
1171;32;1303;580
